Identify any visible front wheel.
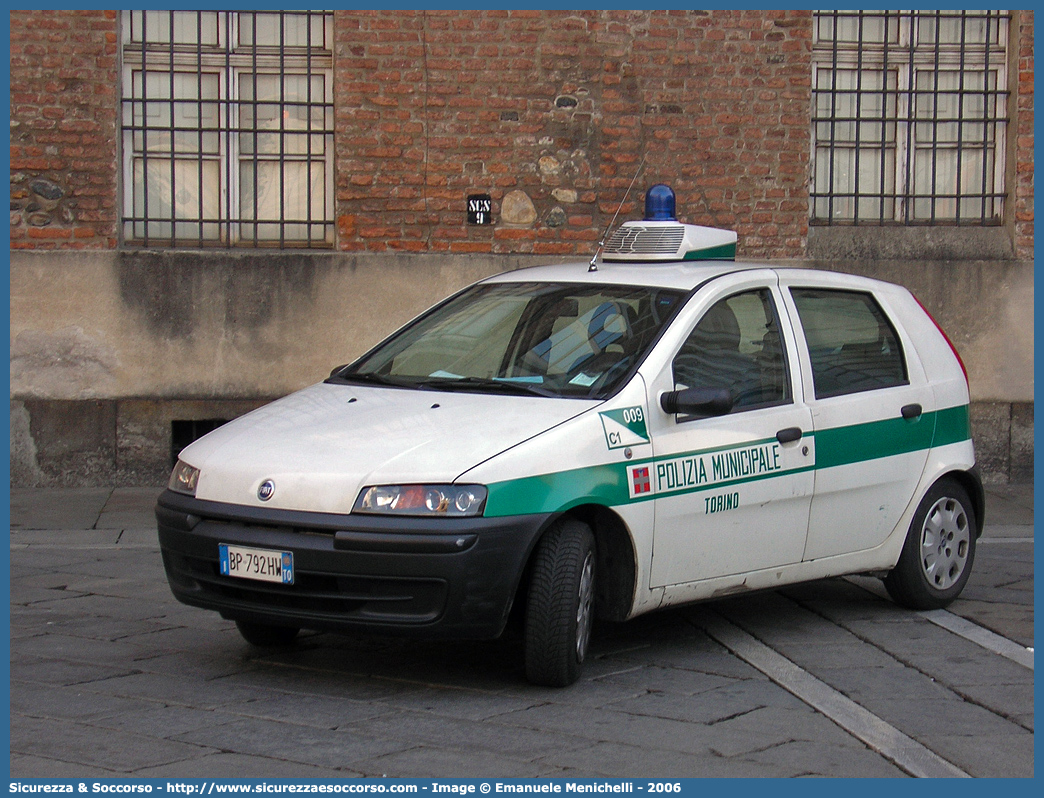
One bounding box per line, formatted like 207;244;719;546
524;518;596;687
883;478;977;610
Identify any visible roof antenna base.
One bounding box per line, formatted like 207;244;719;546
589;155;647;272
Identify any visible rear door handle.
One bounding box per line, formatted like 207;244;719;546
776;427;803;444
901;403;923;420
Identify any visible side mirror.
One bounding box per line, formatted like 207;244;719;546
660;387;733;417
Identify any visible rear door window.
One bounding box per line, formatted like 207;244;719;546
789;288;907;399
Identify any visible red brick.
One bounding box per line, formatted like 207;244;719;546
27;226;73;239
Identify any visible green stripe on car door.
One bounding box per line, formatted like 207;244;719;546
815;404;969;469
482;405;971;518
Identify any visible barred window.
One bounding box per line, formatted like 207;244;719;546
811;10;1010;225
120;11;334;248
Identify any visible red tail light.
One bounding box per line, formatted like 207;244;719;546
913;293;968;386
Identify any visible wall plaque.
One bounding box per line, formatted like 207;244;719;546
467;194;492;225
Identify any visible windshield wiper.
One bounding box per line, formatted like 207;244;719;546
328;371;419;389
415;376;556;397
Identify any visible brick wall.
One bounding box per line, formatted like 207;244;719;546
1014;10;1034;261
334;9;813;260
7;10;1031;261
9;9;119;249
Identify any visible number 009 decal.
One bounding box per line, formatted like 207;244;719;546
599;406;650;450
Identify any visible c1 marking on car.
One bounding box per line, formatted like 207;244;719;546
705;491;740;514
600;406;650;449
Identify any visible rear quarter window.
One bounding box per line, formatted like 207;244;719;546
790;288;908;399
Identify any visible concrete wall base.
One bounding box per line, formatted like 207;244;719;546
10;398;268;488
10;397;1032;488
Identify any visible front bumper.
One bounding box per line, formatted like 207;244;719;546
156;490;551;639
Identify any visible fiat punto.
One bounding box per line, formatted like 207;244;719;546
157;185;983;686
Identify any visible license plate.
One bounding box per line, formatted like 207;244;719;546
219;543;294;585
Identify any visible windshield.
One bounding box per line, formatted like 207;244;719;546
334;282;686;399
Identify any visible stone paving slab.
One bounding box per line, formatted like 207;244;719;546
350;745;562;779
96;487;166;529
132;753;352;779
916;733;1035;778
741;738;907;778
11;715;218;773
10;754;121;779
9;487;114;530
168;716;416;771
11;680;153;722
980;483;1034;526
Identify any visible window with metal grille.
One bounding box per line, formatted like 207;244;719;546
811;10;1010;225
120;11;334;248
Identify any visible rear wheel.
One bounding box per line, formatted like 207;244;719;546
884;478;977;610
235;620;300;647
524;518;596;687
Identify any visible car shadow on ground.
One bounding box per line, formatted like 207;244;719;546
229;576;901;692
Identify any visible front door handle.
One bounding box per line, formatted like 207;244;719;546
776;427;803;444
901;403;923;420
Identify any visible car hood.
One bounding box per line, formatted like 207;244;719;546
181;382;596;514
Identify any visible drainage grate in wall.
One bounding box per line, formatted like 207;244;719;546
171;419;228;467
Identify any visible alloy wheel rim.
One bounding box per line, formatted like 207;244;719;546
919;496;971;590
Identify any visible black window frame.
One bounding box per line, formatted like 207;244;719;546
810;9;1011;226
119;10;336;249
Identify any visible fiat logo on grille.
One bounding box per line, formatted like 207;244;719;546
257;479;276;502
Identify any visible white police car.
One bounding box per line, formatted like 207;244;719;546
157;185;983;687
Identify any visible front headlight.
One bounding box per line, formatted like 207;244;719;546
353;484;487;517
168;460;201;496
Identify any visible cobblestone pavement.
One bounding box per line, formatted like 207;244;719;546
8;484;1033;778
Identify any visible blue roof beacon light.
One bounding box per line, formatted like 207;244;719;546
644;183;677;221
601;184;738;263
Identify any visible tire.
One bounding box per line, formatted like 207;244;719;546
883;478;977;610
524;518;596;687
235;620;300;647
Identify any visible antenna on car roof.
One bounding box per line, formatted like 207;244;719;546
589;155;646;272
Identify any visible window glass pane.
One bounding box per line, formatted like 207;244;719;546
238;12;326;48
130;72;220;153
816;12;897;45
128;11;219;46
918;12;999;46
915;70;992;144
132;158;220;241
816;69;894;143
815;146;896;221
240;74;327;156
791;289;907;399
673;290;790;413
912;147;993;220
240;161;327;240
